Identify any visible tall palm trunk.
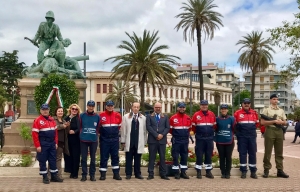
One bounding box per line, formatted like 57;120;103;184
250;70;256;109
196;25;204;100
139;75;146;114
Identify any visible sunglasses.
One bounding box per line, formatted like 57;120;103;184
71;108;78;111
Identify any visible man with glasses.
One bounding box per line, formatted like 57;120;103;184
261;94;289;178
99;100;122;180
234;98;259;179
32;103;63;184
79;100;100;182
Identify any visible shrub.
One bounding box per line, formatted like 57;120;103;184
21;155;32;167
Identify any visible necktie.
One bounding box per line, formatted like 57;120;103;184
134;114;137;122
156;114;160;123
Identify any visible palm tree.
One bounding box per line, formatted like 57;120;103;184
236;31;275;107
105;81;138;112
105;30;180;113
175;0;223;100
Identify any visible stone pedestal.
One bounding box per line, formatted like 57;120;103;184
2;78;87;153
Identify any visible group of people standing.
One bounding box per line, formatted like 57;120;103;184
32;93;289;184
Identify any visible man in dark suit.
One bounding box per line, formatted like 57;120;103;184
146;102;170;180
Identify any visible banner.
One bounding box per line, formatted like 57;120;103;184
45;86;64;107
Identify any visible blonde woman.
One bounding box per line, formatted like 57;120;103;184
64;104;82;179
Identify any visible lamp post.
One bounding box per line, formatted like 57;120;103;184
189;66;192;117
230;81;238;115
11;86;17;121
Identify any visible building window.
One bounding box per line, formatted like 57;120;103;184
181;90;183;99
260;76;264;82
165;104;168;112
210;93;212;101
229;95;231;103
170;89;173;98
222;95;224;102
97;84;101;93
109;84;113;93
260;93;264;98
187;91;190;98
225;95;227;103
103;84;107;93
260;85;264;90
206;92;208;100
197;92;200;100
97;102;101;111
147;86;150;95
176;90;178;98
270;76;274;82
153;87;156;96
164;89;168;98
226;75;229;80
159;88;162;98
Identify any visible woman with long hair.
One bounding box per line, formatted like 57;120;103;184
64;104;82;179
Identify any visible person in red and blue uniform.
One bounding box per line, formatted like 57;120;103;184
99;100;122;181
192;100;216;179
32;103;63;184
234;98;259;179
79;100;100;182
169;102;192;180
215;104;235;179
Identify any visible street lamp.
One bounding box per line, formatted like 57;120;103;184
230;81;238;115
11;86;17;121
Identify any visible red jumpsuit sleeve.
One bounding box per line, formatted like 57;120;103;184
118;113;122;130
255;111;260;128
169;116;174;134
32;119;40;148
188;116;192;132
55;127;58;145
212;113;217;129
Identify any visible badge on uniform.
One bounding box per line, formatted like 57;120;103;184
197;115;201;120
102;117;106;121
228;124;231;129
94;122;97;126
39;120;45;125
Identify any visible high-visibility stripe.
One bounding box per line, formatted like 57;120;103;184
49;169;58;173
40;127;56;131
180;164;188;169
249;164;256;167
173;126;191;129
39;170;47;174
240;164;247;166
112;166;119;169
102;124;120;127
172;166;179;170
192;123;196;126
205;164;212;169
239;121;256;124
32;128;39;132
99;168;107;171
195;164;202;169
196;123;214;126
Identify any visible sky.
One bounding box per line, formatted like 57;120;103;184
0;0;299;95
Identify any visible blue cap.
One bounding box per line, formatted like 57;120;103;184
243;98;251;103
106;100;114;106
87;100;95;106
220;104;228;109
200;100;208;105
177;102;186;108
40;103;50;110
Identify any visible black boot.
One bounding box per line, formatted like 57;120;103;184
113;173;122;180
180;172;189;179
174;173;180;179
42;175;50;184
221;170;225;179
205;170;214;179
90;175;96;181
80;175;87;182
99;172;106;180
225;171;231;179
277;169;289;178
51;174;63;182
241;171;247;179
197;170;202;179
263;169;269;178
250;172;258;179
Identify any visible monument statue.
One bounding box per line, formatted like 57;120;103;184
23;11;88;79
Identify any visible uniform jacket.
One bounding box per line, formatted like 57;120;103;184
146;112;170;144
32;115;58;148
99;110;122;142
33;22;63;43
215;115;235;144
54;116;69;155
192;110;216;140
79;112;101;142
169;113;192;144
234;108;259;138
120;113;147;154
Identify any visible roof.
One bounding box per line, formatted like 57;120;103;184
176;66;218;71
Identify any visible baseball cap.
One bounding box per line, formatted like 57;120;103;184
106;100;114;106
177;102;186;108
40;103;50;110
220;104;228;109
200;100;209;105
87;100;95;106
242;98;251;103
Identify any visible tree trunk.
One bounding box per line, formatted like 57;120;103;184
251;70;256;109
139;76;146;114
196;25;204;100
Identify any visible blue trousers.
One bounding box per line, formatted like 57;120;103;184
99;141;119;174
237;137;257;172
37;142;57;175
81;141;98;176
172;142;188;174
195;139;214;171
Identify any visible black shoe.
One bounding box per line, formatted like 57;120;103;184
225;175;230;179
161;175;170;180
241;172;247;179
51;175;64;182
221;174;226;179
147;175;154;180
113;173;122;180
90;175;96;181
135;175;144;179
126;175;131;180
180;172;189;179
99;172;106;180
263;169;269;178
69;174;74;178
197;171;202;179
174;173;180;180
205;171;214;179
250;172;258;179
43;176;50;184
277;170;289;178
81;175;87;182
291;141;295;143
71;176;78;179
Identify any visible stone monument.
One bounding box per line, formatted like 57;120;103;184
2;11;88;153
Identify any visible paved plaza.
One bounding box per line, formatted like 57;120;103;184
0;132;300;191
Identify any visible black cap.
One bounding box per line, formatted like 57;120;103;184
270;94;278;99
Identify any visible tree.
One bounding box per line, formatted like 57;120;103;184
105;81;138;112
233;90;251;106
105;30;180;114
0;51;25;97
267;0;300;81
0;85;7;115
236;31;275;108
175;0;223;100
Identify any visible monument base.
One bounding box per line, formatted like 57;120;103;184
2;78;87;154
